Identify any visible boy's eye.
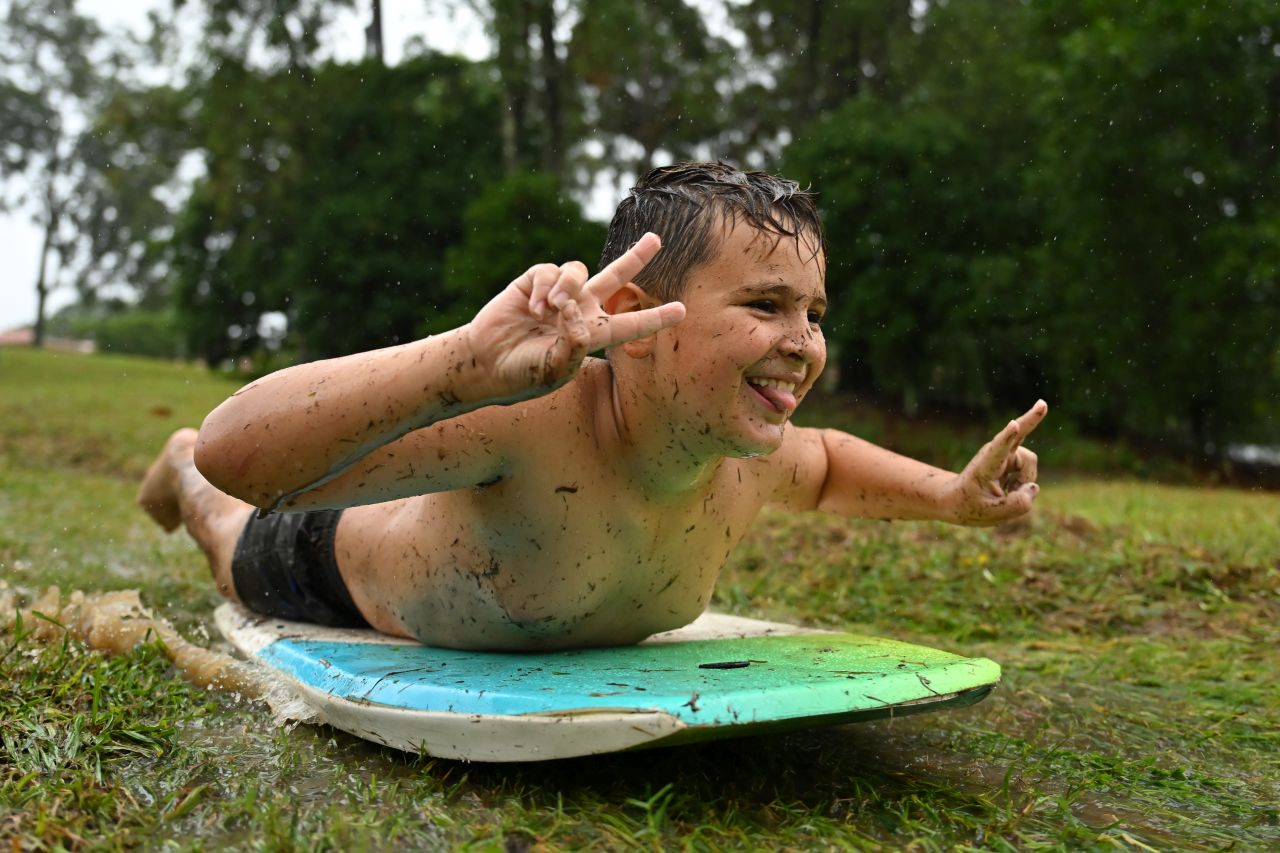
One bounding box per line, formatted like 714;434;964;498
808;311;825;326
747;300;777;312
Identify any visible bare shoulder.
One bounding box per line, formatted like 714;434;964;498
734;425;830;512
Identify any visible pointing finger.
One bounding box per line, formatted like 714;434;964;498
584;233;662;303
589;301;686;349
1011;399;1049;449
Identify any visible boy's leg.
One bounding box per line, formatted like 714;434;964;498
138;428;253;602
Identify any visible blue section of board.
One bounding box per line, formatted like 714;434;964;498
255;633;1000;727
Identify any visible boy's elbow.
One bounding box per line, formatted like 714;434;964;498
193;418;261;506
193;427;232;491
192;428;222;484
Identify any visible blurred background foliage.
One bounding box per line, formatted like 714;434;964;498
3;0;1278;455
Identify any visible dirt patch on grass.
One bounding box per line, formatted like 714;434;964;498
2;424;145;480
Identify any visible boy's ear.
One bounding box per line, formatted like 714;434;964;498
604;283;660;358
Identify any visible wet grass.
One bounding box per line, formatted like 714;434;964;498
2;346;1278;850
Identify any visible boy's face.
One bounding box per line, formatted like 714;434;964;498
650;219;827;457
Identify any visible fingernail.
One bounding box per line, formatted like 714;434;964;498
549;292;570;309
1029;483;1040;495
532;299;547;316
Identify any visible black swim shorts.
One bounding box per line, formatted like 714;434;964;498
230;508;370;628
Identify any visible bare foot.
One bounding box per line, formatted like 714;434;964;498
137;428;199;532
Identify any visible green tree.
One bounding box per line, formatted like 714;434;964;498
788;0;1280;449
1025;0;1280;449
727;0;913;160
180;0;356;71
170;54;505;363
438;171;607;333
0;0;104;346
475;0;568;177
69;84;196;313
569;0;730;175
0;0;187;343
787;97;1041;414
785;0;1047;413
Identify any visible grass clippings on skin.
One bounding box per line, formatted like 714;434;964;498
2;346;1278;850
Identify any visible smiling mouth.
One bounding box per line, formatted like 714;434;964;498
745;378;799;414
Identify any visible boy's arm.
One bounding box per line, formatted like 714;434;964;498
770;401;1047;526
195;234;684;511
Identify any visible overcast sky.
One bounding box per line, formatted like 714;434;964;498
0;0;489;332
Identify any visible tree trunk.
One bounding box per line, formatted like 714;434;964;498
634;0;657;174
799;0;824;123
536;0;563;178
1266;67;1280;173
495;0;532;174
366;0;384;64
33;239;50;348
847;25;863;103
500;96;520;175
32;167;61;349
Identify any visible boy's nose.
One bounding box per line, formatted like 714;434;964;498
777;327;823;363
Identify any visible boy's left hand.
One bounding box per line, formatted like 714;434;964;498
945;400;1047;526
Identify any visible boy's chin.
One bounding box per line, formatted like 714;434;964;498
723;421;788;459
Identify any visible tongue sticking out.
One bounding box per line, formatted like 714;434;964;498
749;382;798;414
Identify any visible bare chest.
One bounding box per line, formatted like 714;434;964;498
360;463;768;648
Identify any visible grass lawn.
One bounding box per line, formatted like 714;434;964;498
2;346;1277;850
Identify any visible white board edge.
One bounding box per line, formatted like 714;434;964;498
287;676;689;761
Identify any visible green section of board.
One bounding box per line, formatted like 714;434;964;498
258;631;1001;727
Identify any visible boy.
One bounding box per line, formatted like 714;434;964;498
139;162;1046;651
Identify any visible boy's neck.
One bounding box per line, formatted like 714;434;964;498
589;360;724;500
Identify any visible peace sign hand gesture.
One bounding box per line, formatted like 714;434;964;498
945;401;1048;526
464;233;685;402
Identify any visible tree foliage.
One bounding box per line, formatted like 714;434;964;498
726;0;913;161
0;0;195;346
439;171;606;333
787;0;1280;448
474;0;567;177
178;0;357;71
170;54;504;363
7;0;1277;450
1023;0;1280;448
569;0;730;174
0;0;105;345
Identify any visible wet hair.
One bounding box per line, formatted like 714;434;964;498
599;161;825;303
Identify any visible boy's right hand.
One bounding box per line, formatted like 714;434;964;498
464;233;686;401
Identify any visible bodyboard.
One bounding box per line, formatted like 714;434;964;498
215;602;999;762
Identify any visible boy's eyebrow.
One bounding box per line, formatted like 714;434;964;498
731;282;828;309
